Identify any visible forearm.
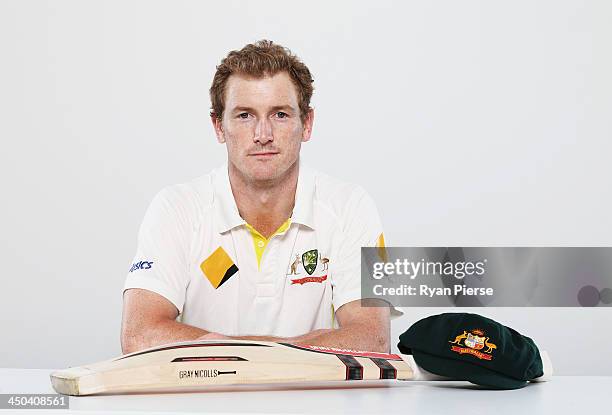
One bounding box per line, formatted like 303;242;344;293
121;319;212;354
228;329;329;344
287;324;389;352
230;325;389;353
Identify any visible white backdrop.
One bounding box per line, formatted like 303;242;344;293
0;0;610;374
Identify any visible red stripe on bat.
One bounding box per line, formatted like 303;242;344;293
336;354;363;380
370;358;397;379
285;344;402;360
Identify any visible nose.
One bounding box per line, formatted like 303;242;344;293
254;117;273;144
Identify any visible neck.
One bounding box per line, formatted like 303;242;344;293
228;160;299;237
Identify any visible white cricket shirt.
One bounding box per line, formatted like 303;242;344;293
124;163;386;337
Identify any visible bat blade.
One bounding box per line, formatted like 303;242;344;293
50;340;414;395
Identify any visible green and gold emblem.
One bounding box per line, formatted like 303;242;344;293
301;249;318;275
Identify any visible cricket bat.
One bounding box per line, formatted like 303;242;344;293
50;340;434;395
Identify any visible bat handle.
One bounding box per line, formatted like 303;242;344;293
398;354;454;381
531;350;553;382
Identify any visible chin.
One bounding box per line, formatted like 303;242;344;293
243;160;283;182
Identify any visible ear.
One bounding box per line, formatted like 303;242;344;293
210;112;225;143
301;108;315;142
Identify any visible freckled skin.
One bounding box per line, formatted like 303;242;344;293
212;71;314;185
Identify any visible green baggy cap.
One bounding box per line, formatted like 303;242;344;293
398;313;543;389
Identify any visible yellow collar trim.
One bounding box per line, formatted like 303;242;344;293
245;219;292;269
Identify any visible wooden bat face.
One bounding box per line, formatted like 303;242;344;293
50;340;414;395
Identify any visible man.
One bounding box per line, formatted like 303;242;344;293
121;40;390;354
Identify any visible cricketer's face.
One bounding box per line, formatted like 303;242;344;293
212;71;313;183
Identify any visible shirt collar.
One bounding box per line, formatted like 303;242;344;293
212;161;316;234
291;162;315;229
212;164;244;234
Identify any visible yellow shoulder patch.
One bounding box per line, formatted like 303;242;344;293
376;232;388;262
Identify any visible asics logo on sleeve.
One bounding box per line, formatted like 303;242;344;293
129;261;154;273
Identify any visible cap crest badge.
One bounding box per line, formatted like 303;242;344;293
449;329;497;360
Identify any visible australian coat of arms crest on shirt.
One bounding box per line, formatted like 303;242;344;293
287;249;329;285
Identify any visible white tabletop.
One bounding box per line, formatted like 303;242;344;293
0;369;608;415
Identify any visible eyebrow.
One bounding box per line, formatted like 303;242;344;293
231;105;296;113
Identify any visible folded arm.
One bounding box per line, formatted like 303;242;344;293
122;289;390;354
204;299;391;353
121;288;214;354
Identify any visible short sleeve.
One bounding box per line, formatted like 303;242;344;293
123;186;194;313
331;187;385;311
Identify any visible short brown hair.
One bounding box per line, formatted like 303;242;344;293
210;40;314;122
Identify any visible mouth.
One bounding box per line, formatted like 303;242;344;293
249;152;279;157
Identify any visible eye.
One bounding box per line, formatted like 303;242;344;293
275;112;288;119
238;112;250;119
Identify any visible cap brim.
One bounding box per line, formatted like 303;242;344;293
412;349;528;390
